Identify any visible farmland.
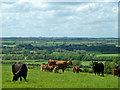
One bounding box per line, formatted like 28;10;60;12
96;54;119;57
1;37;120;88
2;64;118;88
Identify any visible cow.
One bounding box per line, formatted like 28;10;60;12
113;64;120;77
48;59;56;66
46;65;54;72
41;65;48;71
92;62;104;76
73;66;82;73
54;61;73;73
12;62;28;81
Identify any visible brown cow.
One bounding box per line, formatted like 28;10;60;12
41;64;54;72
41;65;48;71
46;65;54;72
73;66;82;73
48;59;56;66
54;61;73;73
12;62;28;81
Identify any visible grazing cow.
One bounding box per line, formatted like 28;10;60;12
113;64;120;77
12;62;28;81
48;59;56;66
46;65;54;72
54;61;73;73
92;62;104;76
41;65;48;71
73;66;82;73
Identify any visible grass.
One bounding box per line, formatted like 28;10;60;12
2;60;48;66
0;64;2;89
2;64;118;88
96;54;119;57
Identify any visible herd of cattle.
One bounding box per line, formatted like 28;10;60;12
12;59;120;81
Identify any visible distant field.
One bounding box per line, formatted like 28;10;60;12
2;59;107;67
96;54;119;57
2;64;118;88
2;59;48;65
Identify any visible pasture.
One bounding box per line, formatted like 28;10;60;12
96;54;119;57
2;64;118;88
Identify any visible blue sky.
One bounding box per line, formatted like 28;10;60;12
0;0;118;38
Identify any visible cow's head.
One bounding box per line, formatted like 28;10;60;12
13;69;21;81
13;73;20;81
67;61;73;65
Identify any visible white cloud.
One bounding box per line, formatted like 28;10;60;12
112;7;118;13
1;2;118;37
18;0;48;8
76;3;96;11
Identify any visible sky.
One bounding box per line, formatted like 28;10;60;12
0;0;119;38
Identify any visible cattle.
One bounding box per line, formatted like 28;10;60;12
54;61;73;73
73;66;82;73
41;65;48;71
113;64;120;77
46;65;54;72
12;62;28;81
48;59;56;66
92;62;104;76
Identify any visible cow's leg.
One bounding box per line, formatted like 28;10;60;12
101;71;104;76
54;67;58;73
23;76;27;81
62;69;64;73
94;71;96;75
97;72;100;75
20;76;22;81
41;68;43;71
54;67;56;73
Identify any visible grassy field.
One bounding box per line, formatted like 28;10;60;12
0;64;2;90
2;64;118;88
96;54;119;57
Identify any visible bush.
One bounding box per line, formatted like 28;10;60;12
89;69;93;73
83;68;89;72
104;61;117;74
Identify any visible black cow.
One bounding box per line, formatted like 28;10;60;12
12;62;28;81
92;62;104;76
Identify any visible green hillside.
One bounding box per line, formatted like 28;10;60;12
2;64;118;88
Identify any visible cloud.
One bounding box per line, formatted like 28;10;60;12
1;1;118;37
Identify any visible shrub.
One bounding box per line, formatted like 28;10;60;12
83;68;89;72
89;69;93;73
104;61;117;74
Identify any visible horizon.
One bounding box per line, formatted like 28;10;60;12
1;36;118;38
